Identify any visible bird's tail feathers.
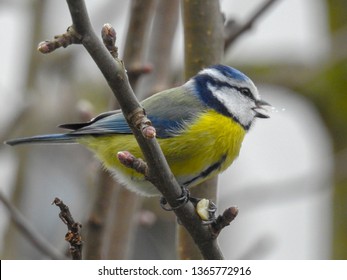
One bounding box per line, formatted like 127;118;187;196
5;133;79;146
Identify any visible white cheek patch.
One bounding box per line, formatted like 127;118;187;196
207;83;255;128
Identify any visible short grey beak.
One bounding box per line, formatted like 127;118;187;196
256;100;271;107
253;100;271;118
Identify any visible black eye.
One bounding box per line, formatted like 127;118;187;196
240;87;253;99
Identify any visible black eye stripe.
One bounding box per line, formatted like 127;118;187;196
215;84;255;101
239;87;254;100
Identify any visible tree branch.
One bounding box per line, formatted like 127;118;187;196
37;0;225;259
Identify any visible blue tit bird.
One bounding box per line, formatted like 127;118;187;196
6;65;269;197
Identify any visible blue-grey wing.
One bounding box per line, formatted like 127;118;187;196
143;86;205;137
60;86;205;138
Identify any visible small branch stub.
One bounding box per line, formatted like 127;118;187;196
52;197;83;260
117;151;149;177
127;64;153;83
211;206;239;238
38;26;82;54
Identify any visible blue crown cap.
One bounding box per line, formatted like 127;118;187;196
209;64;250;82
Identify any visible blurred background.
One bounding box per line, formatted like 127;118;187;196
0;0;346;259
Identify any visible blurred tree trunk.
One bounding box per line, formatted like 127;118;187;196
325;0;347;260
179;0;224;259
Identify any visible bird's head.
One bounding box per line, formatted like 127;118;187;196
187;64;270;130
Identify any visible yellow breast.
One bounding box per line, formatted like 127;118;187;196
162;110;246;186
80;110;246;195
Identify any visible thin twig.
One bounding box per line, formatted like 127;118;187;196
38;26;82;53
52;197;82;260
0;191;65;259
211;206;239;238
224;0;280;50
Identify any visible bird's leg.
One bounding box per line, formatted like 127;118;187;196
160;186;190;211
160;187;218;224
